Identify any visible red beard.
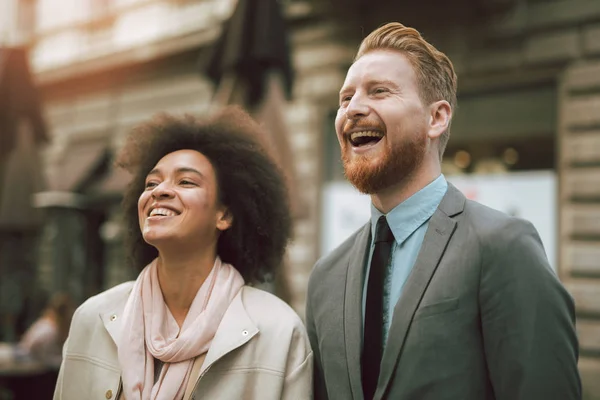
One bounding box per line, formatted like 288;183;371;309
342;132;427;194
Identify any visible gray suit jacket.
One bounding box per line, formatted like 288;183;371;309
306;184;581;400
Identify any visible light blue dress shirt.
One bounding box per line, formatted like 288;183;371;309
362;174;448;345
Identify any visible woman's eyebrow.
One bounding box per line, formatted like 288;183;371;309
146;167;204;178
175;167;204;178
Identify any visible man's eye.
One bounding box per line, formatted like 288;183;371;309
145;181;158;189
180;180;195;186
340;96;352;105
374;88;388;94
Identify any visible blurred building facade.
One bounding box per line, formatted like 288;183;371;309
3;0;600;397
27;0;237;305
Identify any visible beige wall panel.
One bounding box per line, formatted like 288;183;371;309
563;62;600;91
562;242;600;277
580;357;600;400
525;29;580;64
563;168;600;200
566;280;600;315
530;1;600;30
43;101;78;142
562;95;600;129
583;23;600;56
563;132;600;165
560;60;600;399
562;205;600;238
578;319;600;354
116;73;212;126
71;92;114;136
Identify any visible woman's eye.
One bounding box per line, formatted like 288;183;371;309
374;87;388;94
180;180;195;186
145;181;158;189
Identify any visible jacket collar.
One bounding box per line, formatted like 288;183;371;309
99;283;257;375
201;287;258;374
100;282;135;346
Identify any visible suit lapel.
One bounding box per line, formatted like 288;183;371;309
375;184;465;399
344;223;371;400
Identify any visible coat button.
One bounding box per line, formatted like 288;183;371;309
242;330;248;336
110;314;117;321
105;389;113;399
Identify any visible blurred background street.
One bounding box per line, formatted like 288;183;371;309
0;0;599;398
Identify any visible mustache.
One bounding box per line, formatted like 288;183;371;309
342;119;385;136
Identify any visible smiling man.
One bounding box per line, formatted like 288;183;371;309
305;22;581;400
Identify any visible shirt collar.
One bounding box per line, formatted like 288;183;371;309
370;174;448;245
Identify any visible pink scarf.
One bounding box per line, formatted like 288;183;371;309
118;257;245;400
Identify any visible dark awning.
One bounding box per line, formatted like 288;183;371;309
203;0;294;104
201;0;305;218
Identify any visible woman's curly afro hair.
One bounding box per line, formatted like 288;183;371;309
116;106;292;284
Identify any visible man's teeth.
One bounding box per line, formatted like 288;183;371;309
350;131;383;141
149;208;176;217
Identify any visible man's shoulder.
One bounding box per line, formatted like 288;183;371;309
307;222;369;299
312;223;369;274
462;198;537;244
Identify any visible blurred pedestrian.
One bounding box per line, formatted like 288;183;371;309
53;107;312;400
306;22;581;400
18;292;74;369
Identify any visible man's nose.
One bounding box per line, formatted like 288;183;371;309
151;182;175;199
346;94;370;119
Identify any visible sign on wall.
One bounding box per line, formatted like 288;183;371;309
320;171;557;270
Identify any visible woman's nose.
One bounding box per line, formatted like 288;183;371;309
151;182;175;199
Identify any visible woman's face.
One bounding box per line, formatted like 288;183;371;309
137;149;231;252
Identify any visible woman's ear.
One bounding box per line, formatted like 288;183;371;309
216;208;233;231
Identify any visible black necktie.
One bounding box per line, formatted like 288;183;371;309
362;216;394;399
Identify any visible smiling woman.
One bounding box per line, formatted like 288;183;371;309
119;106;292;284
52;107;313;400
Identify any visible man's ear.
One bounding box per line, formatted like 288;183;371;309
216;209;233;231
427;100;452;140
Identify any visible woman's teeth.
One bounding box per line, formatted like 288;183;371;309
149;208;176;217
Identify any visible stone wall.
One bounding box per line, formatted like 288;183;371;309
560;60;600;400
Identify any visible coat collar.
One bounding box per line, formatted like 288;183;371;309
99;283;257;377
99;282;135;346
201;287;258;374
